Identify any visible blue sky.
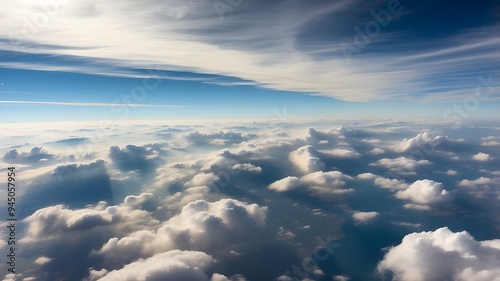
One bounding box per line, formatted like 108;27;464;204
0;0;499;122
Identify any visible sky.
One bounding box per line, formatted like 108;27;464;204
1;1;500;281
0;0;499;122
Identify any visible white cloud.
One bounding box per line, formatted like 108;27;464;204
368;148;385;155
481;136;500;146
352;211;379;224
356;173;378;180
391;222;422;228
371;157;430;175
269;171;354;195
321;148;360;158
395;131;447;153
458;177;492;188
92;250;215;281
300;171;353;189
269;176;301;192
232;163;262;173
446;169;458;175
395;180;450;206
472;153;493;161
34;256;53;265
21;201;158;244
210;273;247;281
289;145;325;173
374;177;409;190
357;173;408;190
184;173;220;187
96;199;267;266
377;227;500;281
123;192;154;207
333;275;351;281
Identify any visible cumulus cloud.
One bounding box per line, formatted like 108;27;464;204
321;148;360;158
231;163;262;173
289;145;325;173
368;148;385;155
458;177;493;188
184;173;221;188
371;157;430;175
481;136;500;146
377;227;500;281
352;211;379;224
269;176;301;192
96;199;267;266
90;250;215;281
357;173;408;190
472;152;493;161
269;171;354;195
22;201;157;244
300;171;354;194
197;149;242;173
34;256;53;265
2;147;55;164
395;180;450;208
123;192;156;209
395;131;447;153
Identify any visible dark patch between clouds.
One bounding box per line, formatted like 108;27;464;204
50;137;90;146
19;160;113;218
109;145;160;173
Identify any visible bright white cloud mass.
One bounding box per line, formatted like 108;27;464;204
0;0;499;279
0;120;498;281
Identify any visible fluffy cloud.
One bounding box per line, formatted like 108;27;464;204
269;171;354;195
395;180;450;207
184;173;221;188
321;148;360;158
3;147;54;164
371;157;430;175
22;201;157;244
96;199;267;266
472;152;493;161
368;148;385;155
352;211;379;224
481;136;500;146
289;145;325;173
395;131;447;153
374;177;409;190
90;250;215;281
123;192;155;207
34;256;53;265
269;176;301;192
357;173;408;190
300;171;354;194
377;227;500;281
333;275;351;281
457;177;492;188
231;163;262;173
